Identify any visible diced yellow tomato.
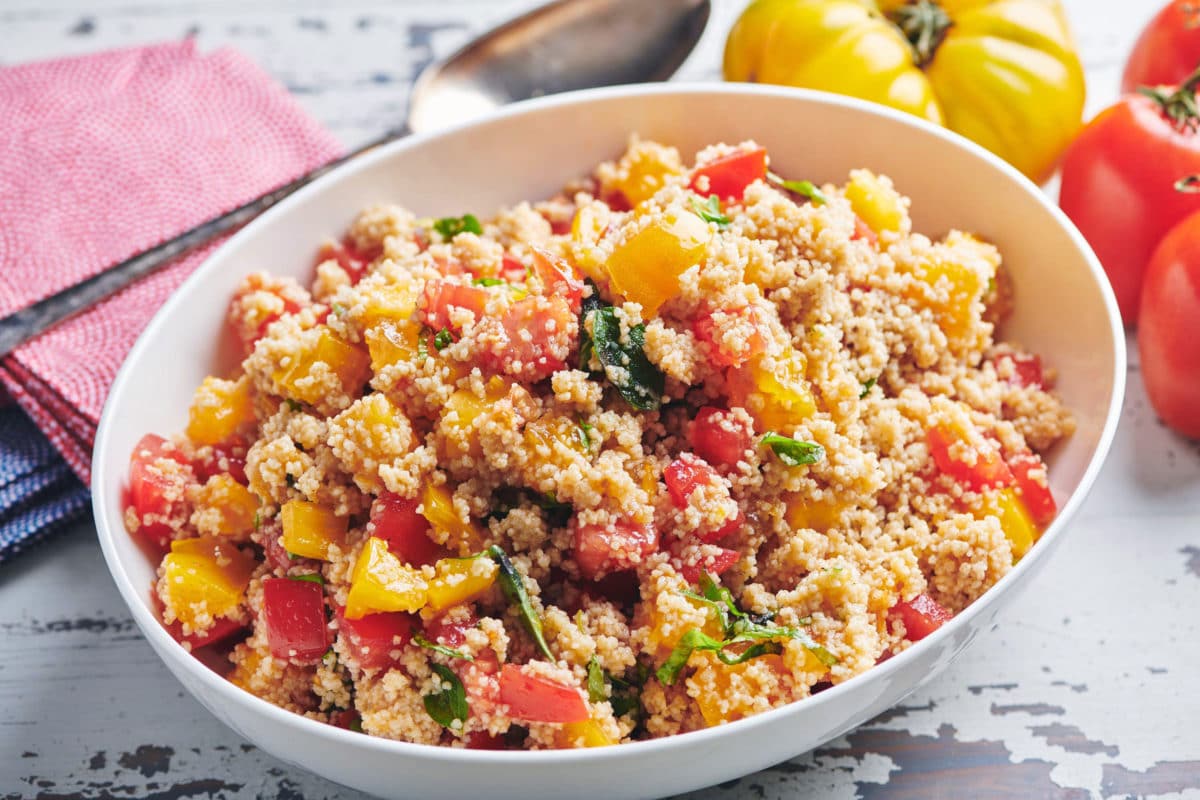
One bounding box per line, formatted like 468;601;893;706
275;327;371;404
365;320;422;373
979;488;1039;561
438;377;509;461
192;474;259;540
359;285;416;330
186;376;255;446
690;651;787;727
611;150;683;207
281;499;348;561
728;348;816;432
424;556;498;613
570;204;612;284
523;414;587;459
559;719;614;748
784;494;842;533
605;212;710;314
844;170;907;236
229;646;263;691
902;256;986;342
334;393;410;468
160;537;256;630
420;483;484;556
345;537;429;619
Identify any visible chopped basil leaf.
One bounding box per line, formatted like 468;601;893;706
769;173;828;206
587;658;606;703
289;572;324;585
578;280;603;370
656;628;726;685
253;510;261;531
423;663;469;728
416;327;430;360
321;648;338;670
576;420;594;449
285;398;302;412
859;376;878;399
414;634;474;662
433;214;483;239
286;550;302;560
331;303;348;317
487;545;554;661
691;195;731;227
433;328;453;350
285;472;297;489
473;277;506;287
349;717;364;733
760;432;825;467
589;306;665;411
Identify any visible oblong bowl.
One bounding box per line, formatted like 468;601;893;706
93;84;1125;800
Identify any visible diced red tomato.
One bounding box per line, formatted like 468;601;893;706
1008;452;1057;528
689;147;768;201
664;453;719;509
433;256;467;277
337;608;415;671
679;547;739;584
573;518;658;580
498;664;590;724
500;255;528;284
370;492;446;567
992;352;1045;389
851;215;878;248
531;248;585;312
926;425;1014;492
464;730;508;750
128;434;193;551
229;275;309;351
192;439;248;484
691;407;754;468
699;508;742;544
420;280;489;331
164;612;246;650
487;295;577;382
424;610;478;648
330;709;362;731
890;594;953;642
692;306;767;369
317;237;382;285
262;577;329;663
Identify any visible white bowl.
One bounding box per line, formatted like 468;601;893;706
93;84;1125;800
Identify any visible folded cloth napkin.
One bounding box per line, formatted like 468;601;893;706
0;40;343;561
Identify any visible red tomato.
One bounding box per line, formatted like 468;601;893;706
700;508;742;544
498;664;590;723
192;439;248;484
1008;452;1058;528
679;547;740;584
487;295;577;382
692;306;767;369
691;407;754;468
330;709;362;731
851;215;878;248
926;425;1014;492
991;352;1044;389
1059;79;1200;326
531;247;585;312
420;280;489;330
464;730;508;750
891;594;953;641
317;237;381;284
1139;210;1200;438
664;453;719;508
424;610;477;648
338;608;415;671
690;147;768;201
572;518;658;580
370;492;446;567
128;434;192;551
500;255;528;284
1122;2;1200;94
163;610;246;650
262;578;329;663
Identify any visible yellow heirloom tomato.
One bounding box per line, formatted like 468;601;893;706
724;0;1085;182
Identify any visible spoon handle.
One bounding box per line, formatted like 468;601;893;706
0;126;408;359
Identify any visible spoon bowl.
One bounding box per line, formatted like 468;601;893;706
406;0;712;132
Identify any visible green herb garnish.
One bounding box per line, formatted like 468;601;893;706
433;214;483;239
691;195;731;227
253;510;261;531
588;305;665;411
577;281;603;370
587;658;607;703
416;326;430;360
487;545;554;661
288;572;324;585
331;303;348;318
321;648;338;670
576;420;594;449
433;328;454;350
414;634;474;662
285;398;302;412
285;472;297;489
424;663;469;729
859;376;878;399
473;277;506;287
349;717;364;733
657;572;837;685
769;173;828;206
760;432;825;467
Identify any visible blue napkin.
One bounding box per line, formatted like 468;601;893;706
0;403;90;563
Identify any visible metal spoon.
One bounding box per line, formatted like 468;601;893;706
0;0;711;357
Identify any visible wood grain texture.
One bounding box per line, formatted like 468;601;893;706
3;1;1199;798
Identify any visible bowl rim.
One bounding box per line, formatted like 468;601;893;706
92;81;1127;766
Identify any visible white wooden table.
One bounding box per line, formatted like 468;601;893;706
3;1;1198;798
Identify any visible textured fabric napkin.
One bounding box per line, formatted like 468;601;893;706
0;40;343;561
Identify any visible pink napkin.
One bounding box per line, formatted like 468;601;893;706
0;40;344;483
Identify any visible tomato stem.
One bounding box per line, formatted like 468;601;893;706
1138;64;1200;133
888;0;953;68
